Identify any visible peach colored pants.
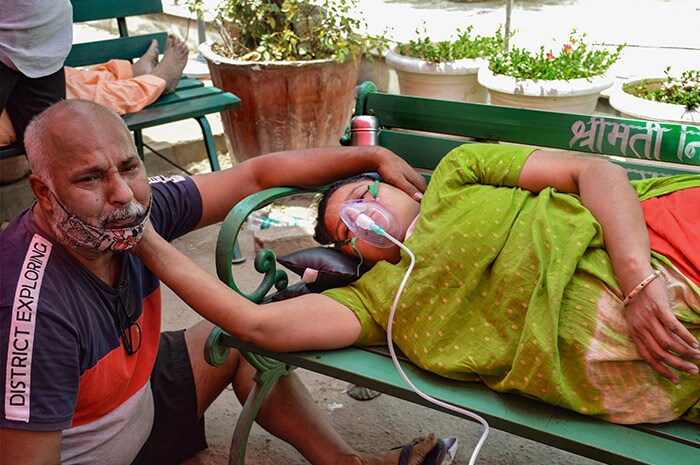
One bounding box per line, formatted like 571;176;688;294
0;59;166;145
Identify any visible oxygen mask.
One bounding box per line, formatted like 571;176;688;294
339;199;402;248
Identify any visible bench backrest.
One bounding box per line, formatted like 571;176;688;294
66;0;167;67
350;82;700;180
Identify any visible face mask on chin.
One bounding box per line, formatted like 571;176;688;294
49;192;152;253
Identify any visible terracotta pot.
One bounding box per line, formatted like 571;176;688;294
608;77;700;125
386;48;488;103
200;43;358;163
478;68;613;114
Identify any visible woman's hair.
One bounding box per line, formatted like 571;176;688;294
314;173;379;245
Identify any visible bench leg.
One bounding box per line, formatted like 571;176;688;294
232;240;245;264
229;361;293;465
204;328;293;465
195;116;221;172
133;130;145;161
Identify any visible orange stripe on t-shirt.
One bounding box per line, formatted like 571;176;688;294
71;288;162;427
643;187;700;287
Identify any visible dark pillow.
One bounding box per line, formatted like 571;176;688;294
276;246;367;293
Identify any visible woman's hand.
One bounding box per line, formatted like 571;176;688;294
624;278;700;382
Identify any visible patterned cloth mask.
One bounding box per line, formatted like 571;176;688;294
51;193;152;253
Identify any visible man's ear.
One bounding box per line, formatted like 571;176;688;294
29;174;53;212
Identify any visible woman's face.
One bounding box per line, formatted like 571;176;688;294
323;180;421;264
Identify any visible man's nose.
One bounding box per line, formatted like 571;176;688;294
107;173;134;205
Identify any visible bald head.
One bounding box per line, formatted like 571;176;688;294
24;100;132;183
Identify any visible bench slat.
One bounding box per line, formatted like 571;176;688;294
632;422;700;448
379;129;700;180
365;92;700;167
122;93;241;130
66;34;167;67
71;0;163;22
175;78;205;92
0;144;24;160
219;336;699;465
146;87;223;108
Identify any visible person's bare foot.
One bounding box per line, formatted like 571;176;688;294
131;39;160;77
151;34;189;94
350;434;440;465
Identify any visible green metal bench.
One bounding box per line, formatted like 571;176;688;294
0;0;241;172
205;82;700;465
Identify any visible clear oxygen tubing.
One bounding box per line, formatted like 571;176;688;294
352;213;490;465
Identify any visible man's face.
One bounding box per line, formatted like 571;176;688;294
41;112;150;252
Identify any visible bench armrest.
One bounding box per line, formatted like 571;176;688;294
215;186;322;302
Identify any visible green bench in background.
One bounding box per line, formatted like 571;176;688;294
206;82;700;464
0;0;241;173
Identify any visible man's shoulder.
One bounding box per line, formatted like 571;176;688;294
1;213;67;305
148;174;190;186
148;174;203;241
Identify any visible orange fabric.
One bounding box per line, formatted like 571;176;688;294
0;59;166;145
65;59;166;115
643;187;700;287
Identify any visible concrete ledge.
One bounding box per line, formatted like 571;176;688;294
253;226;320;258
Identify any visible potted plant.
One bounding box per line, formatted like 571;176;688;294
194;0;388;162
386;26;507;103
608;67;700;125
478;30;625;114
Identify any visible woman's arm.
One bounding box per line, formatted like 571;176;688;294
519;150;700;382
133;226;362;352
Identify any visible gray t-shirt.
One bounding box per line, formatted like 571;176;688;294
0;0;73;77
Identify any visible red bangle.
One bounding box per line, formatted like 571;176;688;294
622;270;662;306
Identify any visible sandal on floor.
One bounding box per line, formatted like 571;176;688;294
394;436;453;465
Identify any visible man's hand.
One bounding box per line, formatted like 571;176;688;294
624;279;700;382
374;147;427;201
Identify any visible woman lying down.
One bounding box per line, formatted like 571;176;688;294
133;143;700;425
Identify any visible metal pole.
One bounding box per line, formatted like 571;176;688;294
196;0;206;44
505;0;512;52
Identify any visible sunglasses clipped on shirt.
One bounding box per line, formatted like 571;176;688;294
112;282;142;356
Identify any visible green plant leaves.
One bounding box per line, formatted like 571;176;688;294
203;0;389;62
624;68;700;110
488;31;625;80
396;26;507;63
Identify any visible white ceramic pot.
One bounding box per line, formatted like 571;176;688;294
385;48;488;103
477;68;614;114
608;77;700;125
358;49;392;92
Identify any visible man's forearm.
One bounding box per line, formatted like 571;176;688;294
247;145;391;190
192;145;424;228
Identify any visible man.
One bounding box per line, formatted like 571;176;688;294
0;99;442;465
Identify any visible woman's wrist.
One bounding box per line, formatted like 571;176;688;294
614;254;654;296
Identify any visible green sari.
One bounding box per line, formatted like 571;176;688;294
324;143;700;424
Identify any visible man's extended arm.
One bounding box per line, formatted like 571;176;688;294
191;145;426;228
518;150;700;382
0;428;62;465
